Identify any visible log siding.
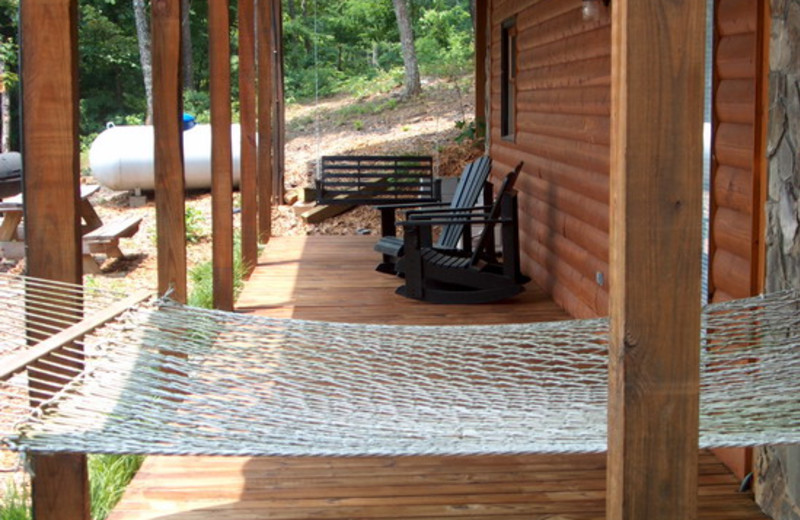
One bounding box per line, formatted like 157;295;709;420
489;0;611;318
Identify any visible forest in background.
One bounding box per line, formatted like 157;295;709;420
0;0;475;153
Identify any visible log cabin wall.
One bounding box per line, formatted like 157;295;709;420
488;0;611;319
710;0;768;302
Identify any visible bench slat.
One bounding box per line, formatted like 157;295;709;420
84;215;143;243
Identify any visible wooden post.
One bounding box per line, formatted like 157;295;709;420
152;0;187;302
474;0;487;136
607;1;706;520
239;0;258;276
257;0;273;243
209;0;234;310
272;0;286;203
20;0;89;518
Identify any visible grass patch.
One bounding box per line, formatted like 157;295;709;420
0;482;30;520
89;454;144;520
0;454;143;520
188;234;248;309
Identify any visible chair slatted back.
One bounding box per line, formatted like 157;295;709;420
435;155;492;250
469;162;523;267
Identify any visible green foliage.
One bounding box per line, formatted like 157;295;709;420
454;118;485;146
416;1;474;77
188;234;247;309
0;481;30;520
184;206;207;244
89;454;144;520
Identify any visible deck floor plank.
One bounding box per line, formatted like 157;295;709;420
109;236;770;520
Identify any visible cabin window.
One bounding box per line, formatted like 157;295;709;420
501;17;517;141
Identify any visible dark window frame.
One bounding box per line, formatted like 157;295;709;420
500;17;517;141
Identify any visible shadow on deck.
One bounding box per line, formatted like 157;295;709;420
108;235;770;520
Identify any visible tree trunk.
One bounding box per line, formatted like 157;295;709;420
181;0;194;90
0;56;8;152
392;0;421;99
132;0;153;124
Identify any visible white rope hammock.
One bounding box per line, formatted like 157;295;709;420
1;274;799;458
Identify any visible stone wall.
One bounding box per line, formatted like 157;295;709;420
757;0;800;518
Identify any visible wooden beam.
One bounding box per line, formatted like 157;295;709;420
607;1;706;520
257;0;273;243
272;0;286;203
152;0;187;302
474;0;488;134
210;0;234;311
20;1;88;518
239;0;258;276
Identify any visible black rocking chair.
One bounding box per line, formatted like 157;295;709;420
395;162;529;304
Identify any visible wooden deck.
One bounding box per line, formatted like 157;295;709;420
235;235;571;324
109;235;770;520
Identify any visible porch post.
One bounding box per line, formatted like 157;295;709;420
20;0;89;518
152;0;187;302
209;0;234;310
239;0;258;275
608;1;706;519
257;0;274;243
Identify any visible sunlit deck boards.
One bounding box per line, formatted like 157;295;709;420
109;235;770;520
235;235;571;324
109;453;769;520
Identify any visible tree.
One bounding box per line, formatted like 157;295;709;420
181;0;193;90
132;0;153;124
392;0;421;99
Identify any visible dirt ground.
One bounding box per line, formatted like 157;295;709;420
0;77;479;495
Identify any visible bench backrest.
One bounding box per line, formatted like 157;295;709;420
435;155;492;250
317;155;436;205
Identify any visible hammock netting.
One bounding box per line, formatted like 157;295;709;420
1;274;799;457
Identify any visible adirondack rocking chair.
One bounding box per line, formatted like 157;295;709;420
373;155;492;274
395;162;529;304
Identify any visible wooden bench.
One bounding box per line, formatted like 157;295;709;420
82;215;142;273
316;155;439;206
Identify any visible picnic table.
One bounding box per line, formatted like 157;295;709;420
0;185;142;273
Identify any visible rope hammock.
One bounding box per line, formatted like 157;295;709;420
1;273;799;458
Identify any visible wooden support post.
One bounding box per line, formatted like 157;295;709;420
607;2;706;520
209;0;234;311
474;0;487;136
152;0;187;302
257;0;274;243
272;0;286;203
239;0;258;276
20;1;88;518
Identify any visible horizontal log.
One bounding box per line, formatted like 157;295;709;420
717;0;758;36
714;122;755;170
524;258;600;319
715;79;755;125
517;195;610;262
516;130;609;174
716;33;757;80
711;248;752;300
518;8;607;53
491;146;609;204
519;222;609;288
516;55;611;91
518;25;611;70
517;86;611;117
516;112;610;146
712;207;753;262
713;165;753;214
514;173;610;233
522;238;607;317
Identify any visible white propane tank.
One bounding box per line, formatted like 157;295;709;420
89;123;242;191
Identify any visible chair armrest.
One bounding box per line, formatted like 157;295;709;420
399;214;508;227
375;201;449;212
406;205;493;218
